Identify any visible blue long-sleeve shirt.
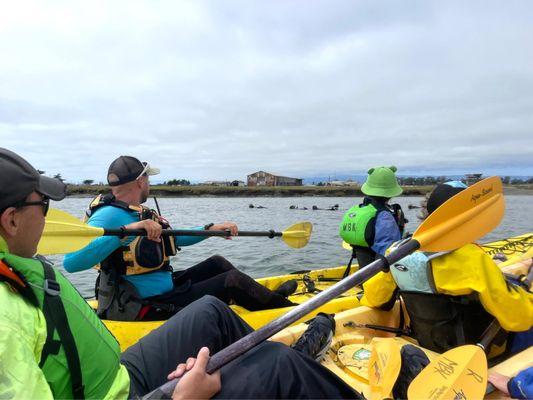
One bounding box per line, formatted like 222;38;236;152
508;366;533;399
63;205;207;298
370;211;401;255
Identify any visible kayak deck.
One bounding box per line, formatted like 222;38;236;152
272;303;532;399
272;256;531;399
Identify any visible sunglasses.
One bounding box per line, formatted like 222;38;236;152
14;197;50;216
136;162;153;181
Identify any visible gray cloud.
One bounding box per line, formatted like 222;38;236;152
0;0;532;183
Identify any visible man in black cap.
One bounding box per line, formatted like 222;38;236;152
0;147;362;399
0;149;67;257
64;155;297;321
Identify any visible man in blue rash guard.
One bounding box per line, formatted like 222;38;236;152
64;156;296;321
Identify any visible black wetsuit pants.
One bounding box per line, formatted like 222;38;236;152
147;255;294;319
121;296;361;399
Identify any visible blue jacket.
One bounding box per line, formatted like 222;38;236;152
508;366;533;399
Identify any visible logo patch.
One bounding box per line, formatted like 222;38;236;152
394;264;408;271
352;348;371;361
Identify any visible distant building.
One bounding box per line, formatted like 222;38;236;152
326;180;345;186
202;180;231;186
326;180;360;186
247;171;303;186
231;180;245;187
464;174;483;186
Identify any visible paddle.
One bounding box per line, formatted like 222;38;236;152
144;176;504;399
36;209;312;254
407;345;488;400
408;319;504;399
369;339;402;400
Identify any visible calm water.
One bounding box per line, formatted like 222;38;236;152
48;195;533;298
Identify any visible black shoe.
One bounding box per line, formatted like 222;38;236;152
291;313;335;361
274;279;298;297
392;345;430;400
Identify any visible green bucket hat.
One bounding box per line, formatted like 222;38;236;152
361;166;403;198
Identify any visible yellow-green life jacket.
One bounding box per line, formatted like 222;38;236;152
0;252;122;399
339;203;381;248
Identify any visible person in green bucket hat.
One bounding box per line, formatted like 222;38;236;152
339;166;407;270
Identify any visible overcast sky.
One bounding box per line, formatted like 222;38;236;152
1;1;532;183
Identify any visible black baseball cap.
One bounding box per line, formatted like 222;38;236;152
107;156;160;186
427;182;467;215
0;148;67;210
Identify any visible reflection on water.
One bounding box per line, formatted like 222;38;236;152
48;195;532;298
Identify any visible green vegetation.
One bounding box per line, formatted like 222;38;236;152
67;184;433;197
164;179;191;186
66;183;533;197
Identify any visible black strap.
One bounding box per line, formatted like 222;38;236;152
397;296;406;336
302;274;321;294
40;262;85;399
139;298;177;314
342;248;357;279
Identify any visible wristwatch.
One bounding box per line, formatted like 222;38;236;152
204;223;215;230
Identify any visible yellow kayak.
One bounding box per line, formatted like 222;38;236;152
91;233;532;350
91;264;364;350
271;257;532;399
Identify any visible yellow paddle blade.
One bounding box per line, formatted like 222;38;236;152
369;339;402;400
281;222;312;249
37;208;105;255
408;345;487;400
414;176;504;252
342;241;352;251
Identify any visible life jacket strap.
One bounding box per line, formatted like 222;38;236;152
39;260;85;400
342;247;357;279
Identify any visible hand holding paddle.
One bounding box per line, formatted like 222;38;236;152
145;177;505;399
168;347;221;400
37;209;313;254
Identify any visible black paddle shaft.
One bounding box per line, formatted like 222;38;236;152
103;228;282;239
143;239;420;399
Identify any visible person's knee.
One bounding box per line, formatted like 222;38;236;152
256;341;296;361
162;296;232;334
207;255;235;269
224;270;250;289
192;294;228;310
207;254;227;263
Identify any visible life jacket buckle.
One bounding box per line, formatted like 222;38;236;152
44;279;60;296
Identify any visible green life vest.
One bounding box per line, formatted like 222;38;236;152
339;203;380;248
0;251;122;399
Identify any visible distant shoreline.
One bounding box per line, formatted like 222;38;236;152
66;184;533;197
